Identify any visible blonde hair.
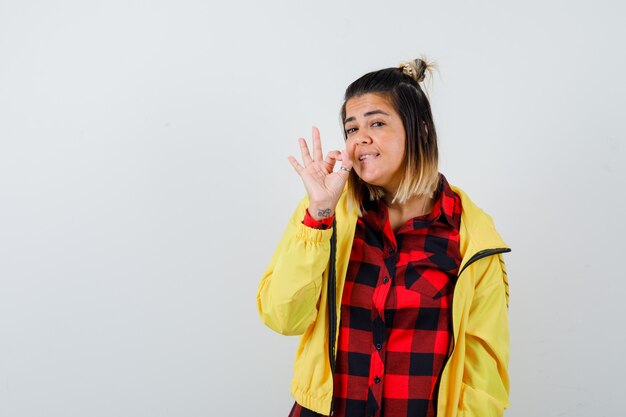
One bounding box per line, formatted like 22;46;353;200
342;57;440;213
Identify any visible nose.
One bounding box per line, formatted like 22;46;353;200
353;131;373;145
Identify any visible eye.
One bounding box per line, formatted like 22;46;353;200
345;127;357;135
372;121;385;127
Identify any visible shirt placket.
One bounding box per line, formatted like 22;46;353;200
367;221;398;416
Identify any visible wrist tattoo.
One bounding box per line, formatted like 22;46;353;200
317;208;332;219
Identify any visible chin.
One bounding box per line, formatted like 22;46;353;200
361;177;385;188
355;168;390;189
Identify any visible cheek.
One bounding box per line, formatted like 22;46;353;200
393;142;406;161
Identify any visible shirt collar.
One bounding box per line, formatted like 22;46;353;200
360;173;461;232
432;174;462;230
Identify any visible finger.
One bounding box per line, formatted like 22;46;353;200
298;138;313;166
312;126;323;161
324;150;341;167
336;150;354;177
341;149;354;169
344;140;357;163
288;156;304;174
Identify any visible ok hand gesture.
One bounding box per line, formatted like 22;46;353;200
288;127;353;221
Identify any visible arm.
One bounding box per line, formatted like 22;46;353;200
256;196;334;336
258;127;351;336
461;253;510;417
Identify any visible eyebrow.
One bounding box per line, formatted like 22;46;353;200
343;109;390;125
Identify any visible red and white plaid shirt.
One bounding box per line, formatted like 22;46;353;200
291;174;463;417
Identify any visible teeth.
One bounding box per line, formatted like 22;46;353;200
359;154;375;161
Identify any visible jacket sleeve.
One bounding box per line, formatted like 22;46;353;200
461;253;510;417
256;196;333;336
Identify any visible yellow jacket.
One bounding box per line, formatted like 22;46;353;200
257;184;511;417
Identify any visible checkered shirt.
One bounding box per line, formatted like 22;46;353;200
293;174;463;417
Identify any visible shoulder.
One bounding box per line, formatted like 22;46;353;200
449;183;509;251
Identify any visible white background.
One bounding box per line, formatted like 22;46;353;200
1;1;625;416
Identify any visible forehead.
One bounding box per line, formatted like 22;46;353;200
344;93;396;119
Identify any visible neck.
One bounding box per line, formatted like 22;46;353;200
384;192;433;217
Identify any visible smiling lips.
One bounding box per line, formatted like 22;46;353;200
358;152;380;161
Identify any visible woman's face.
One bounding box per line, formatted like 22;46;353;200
344;93;406;194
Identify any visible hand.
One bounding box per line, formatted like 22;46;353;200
288;127;353;220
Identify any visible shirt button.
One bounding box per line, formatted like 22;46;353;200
375;343;382;350
374;376;381;384
383;277;389;284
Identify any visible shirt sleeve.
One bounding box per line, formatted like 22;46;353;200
303;208;335;230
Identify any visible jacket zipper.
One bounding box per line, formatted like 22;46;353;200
442;247;511;377
328;220;338;416
457;247;511;277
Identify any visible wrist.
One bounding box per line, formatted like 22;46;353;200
307;204;335;221
303;209;334;229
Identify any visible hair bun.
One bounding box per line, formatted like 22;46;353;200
399;57;433;83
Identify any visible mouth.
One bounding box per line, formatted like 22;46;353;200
358;153;380;162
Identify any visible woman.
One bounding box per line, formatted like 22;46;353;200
257;58;511;417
